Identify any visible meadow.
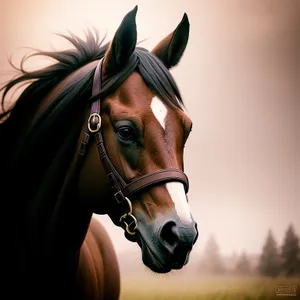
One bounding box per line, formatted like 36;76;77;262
120;275;300;300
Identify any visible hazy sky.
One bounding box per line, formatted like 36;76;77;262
1;0;299;257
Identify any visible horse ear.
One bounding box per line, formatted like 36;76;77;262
102;6;138;79
151;13;190;69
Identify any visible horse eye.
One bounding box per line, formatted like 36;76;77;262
118;126;135;141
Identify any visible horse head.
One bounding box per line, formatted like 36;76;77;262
78;6;198;273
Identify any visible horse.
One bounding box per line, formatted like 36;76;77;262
0;6;198;300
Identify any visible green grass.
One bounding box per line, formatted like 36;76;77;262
120;275;300;300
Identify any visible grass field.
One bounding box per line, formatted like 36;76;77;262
120;275;300;300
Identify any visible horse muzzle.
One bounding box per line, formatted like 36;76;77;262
135;210;198;273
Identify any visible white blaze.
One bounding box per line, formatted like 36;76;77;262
151;97;191;223
150;96;168;130
165;182;192;223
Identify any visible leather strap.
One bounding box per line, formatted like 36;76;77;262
123;169;189;196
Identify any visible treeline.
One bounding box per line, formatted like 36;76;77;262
199;224;300;277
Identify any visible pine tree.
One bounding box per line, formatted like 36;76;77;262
281;224;300;276
258;229;281;277
235;251;251;275
200;234;225;275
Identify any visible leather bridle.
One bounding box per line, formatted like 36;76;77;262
78;58;189;235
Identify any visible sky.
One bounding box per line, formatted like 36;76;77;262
1;0;299;257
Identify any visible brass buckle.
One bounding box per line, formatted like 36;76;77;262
88;113;101;133
119;197;138;235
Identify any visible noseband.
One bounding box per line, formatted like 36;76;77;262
78;59;189;235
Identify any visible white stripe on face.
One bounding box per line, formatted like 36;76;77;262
150;96;168;130
165;182;192;223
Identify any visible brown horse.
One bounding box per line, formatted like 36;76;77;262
0;6;198;300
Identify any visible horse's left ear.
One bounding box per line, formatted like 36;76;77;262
102;6;138;80
151;13;190;69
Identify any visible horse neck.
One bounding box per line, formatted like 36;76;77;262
22;132;94;298
44;154;93;263
9;72;96;293
42;115;95;264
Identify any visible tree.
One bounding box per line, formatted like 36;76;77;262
281;224;300;276
235;251;251;275
258;229;281;277
200;234;225;275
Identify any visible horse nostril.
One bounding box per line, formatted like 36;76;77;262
160;221;178;246
193;222;199;245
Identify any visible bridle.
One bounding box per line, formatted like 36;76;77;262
78;58;189;235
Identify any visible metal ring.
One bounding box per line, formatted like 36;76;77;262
88;113;101;133
124;213;138;235
125;197;133;214
119;197;133;223
119;197;137;235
